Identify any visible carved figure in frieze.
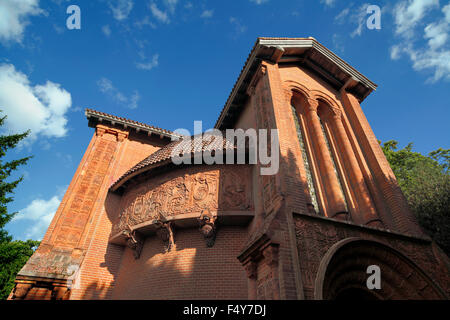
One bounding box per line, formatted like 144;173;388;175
166;178;188;215
122;226;144;259
220;169;248;209
155;221;175;252
198;210;218;247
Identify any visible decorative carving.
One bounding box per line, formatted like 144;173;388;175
51;286;69;300
198;210;218;247
12;283;34;300
251;69;280;215
155;221;175;252
123;227;144;259
52;136;118;248
112;166;252;235
220;170;249;209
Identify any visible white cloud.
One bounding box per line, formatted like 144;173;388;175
164;0;178;13
335;3;371;38
102;25;112;37
444;3;450;22
150;3;170;24
229;17;247;36
13;196;61;240
0;0;44;45
250;0;269;4
390;45;402;60
97;77;140;109
335;8;350;22
321;0;336;7
108;0;134;21
332;33;345;53
136;53;159;70
393;0;439;38
135;16;156;29
390;2;450;82
424;21;449;49
0;64;72;144
394;45;450;82
201;9;214;19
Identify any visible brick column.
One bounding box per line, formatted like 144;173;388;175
243;261;257;299
340;90;423;236
305;98;347;218
262;244;280;300
328;110;382;227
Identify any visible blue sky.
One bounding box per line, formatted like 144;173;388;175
0;0;449;241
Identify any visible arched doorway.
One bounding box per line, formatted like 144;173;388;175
314;238;447;300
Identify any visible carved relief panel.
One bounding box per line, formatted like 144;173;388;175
112;165;253;235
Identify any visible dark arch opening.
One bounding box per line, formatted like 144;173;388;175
315;238;447;300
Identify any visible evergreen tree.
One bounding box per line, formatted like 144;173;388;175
0;112;35;299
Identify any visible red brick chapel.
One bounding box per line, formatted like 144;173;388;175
9;38;449;300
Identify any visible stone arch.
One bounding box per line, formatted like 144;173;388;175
310;90;341;110
284;80;312;100
311;91;342;121
284;81;313;113
314;237;447;300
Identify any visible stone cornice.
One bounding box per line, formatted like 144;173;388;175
85;108;182;140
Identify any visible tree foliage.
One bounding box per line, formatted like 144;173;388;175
0;112;36;300
382;140;450;255
0;240;39;299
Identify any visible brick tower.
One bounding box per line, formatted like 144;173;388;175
10;37;449;300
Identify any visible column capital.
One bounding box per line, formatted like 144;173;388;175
330;107;342;120
306;98;319;112
321;107;342;122
284;88;294;101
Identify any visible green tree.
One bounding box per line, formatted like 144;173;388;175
0;112;35;299
382;140;449;255
0;240;39;299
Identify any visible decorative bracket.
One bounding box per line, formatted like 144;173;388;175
51;285;70;300
198;210;218;248
11;282;34;300
155;221;175;252
122;226;144;259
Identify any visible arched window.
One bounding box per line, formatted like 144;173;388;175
290;92;350;219
291;104;319;213
317;110;348;212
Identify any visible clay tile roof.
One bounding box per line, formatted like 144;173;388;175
110;132;237;192
85;108;182;139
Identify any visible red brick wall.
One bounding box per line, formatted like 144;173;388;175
111;227;249;299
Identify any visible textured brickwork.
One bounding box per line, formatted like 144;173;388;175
112;227;248;299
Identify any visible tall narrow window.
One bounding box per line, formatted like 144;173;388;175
319;118;348;212
291;105;319;213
